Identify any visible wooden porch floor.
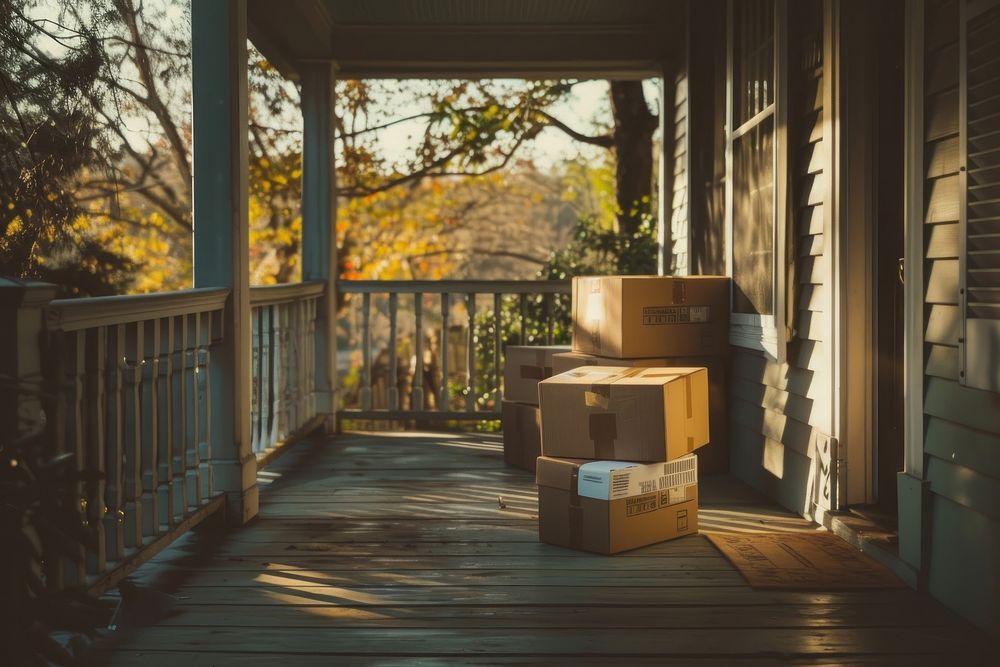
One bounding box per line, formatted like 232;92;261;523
92;432;990;664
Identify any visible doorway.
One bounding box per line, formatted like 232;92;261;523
842;0;906;516
871;0;906;516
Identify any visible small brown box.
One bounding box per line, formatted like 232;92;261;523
539;366;709;462
501;400;542;471
503;345;571;405
536;456;699;554
572;275;730;358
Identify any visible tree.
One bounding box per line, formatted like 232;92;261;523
9;1;663;296
0;0;134;296
337;78;661;238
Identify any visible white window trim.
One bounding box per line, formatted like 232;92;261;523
724;0;789;364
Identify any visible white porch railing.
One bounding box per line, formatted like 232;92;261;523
43;288;229;592
337;279;571;423
249;281;325;459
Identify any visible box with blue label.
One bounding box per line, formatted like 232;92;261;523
536;454;699;554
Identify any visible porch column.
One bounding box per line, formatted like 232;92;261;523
301;63;338;428
192;0;257;523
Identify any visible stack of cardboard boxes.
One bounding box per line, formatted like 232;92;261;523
501;275;730;554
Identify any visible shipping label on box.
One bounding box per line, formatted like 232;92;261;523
503;345;571;405
536;455;699;554
572;276;730;358
576;455;698;500
539;365;709;462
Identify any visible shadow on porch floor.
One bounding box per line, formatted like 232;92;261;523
87;431;990;664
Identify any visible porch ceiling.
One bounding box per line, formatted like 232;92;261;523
246;0;685;80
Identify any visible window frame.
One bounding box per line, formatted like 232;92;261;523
725;0;788;363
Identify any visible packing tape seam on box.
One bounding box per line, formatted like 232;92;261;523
589;413;617;460
569;467;583;549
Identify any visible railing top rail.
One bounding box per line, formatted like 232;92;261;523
336;279;571;295
249;280;325;307
46;287;230;332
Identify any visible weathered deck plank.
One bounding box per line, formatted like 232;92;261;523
91;432;991;664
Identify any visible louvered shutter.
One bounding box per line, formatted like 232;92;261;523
960;0;1000;391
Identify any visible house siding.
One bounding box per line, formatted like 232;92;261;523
729;0;831;518
920;0;1000;635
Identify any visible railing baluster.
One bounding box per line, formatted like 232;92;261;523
296;298;306;429
170;314;188;518
199;315;213;500
285;303;298;431
466;292;476;412
388;292;398;410
306;297;316;420
158;317;175;529
270;305;285;444
360;292;372;410
519;293;527;345
124;320;143;549
251;307;261;454
267;305;280;448
259;306;272;451
140;320;160;538
68;329;86;583
87;326;108;575
439;293;450;412
493;293;502;409
413;292;424;411
186;314;202;509
106;323;126;563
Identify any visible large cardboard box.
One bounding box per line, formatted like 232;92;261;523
536;454;699;554
501;400;542;472
503;345;571;404
572;275;730;358
552;352;730;473
538;366;709;462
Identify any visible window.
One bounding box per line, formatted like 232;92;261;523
726;0;787;360
960;0;1000;392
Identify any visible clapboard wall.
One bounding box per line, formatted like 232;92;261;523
727;1;832;517
919;0;1000;635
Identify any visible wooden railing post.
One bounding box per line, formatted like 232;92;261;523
192;0;257;524
0;279;58;440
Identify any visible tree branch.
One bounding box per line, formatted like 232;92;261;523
534;110;614;148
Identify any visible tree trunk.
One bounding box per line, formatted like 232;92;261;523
609;81;659;237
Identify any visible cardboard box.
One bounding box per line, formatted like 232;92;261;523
501;400;542;472
539;366;709;462
536;454;699;554
503;345;571;404
551;352;730;473
572;275;730;358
